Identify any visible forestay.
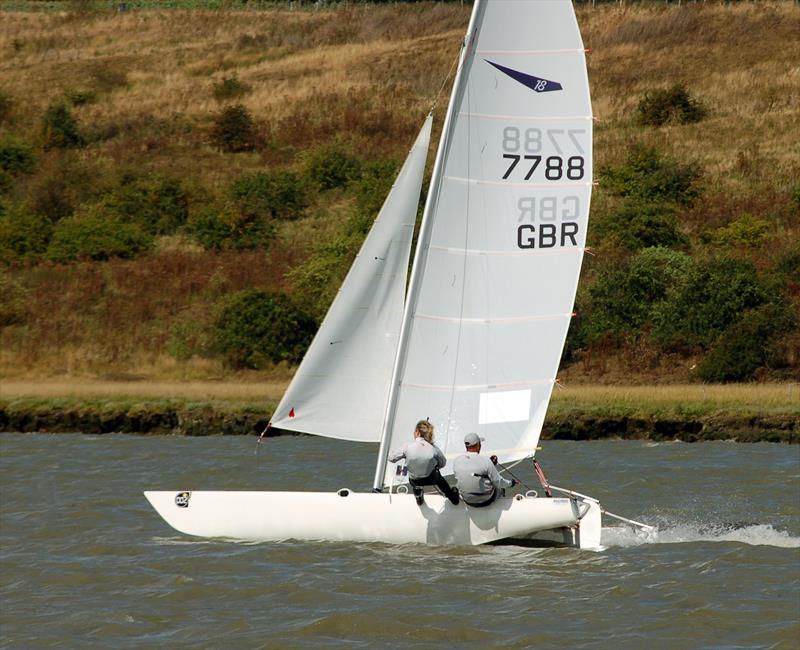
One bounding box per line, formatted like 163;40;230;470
271;117;432;442
381;0;592;485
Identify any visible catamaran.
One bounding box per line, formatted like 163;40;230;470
146;0;649;548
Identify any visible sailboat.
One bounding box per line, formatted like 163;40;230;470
146;0;609;548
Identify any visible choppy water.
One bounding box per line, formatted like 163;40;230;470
1;434;798;649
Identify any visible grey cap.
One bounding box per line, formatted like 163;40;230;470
464;432;484;446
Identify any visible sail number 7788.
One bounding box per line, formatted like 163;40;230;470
500;127;586;182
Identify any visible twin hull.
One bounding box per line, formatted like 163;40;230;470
144;490;602;548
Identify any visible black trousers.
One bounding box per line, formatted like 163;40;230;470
464;488;498;508
409;470;460;505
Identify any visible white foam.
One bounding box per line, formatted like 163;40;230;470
602;523;800;549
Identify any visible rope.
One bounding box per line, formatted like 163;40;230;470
430;41;463;113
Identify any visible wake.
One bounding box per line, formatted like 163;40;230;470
601;522;800;548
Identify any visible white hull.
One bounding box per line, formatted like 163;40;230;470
144;490;602;549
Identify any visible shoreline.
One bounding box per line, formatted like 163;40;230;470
0;382;797;442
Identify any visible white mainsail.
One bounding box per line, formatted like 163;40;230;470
379;0;593;486
271;117;432;442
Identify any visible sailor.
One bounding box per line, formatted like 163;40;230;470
388;420;460;507
453;432;517;508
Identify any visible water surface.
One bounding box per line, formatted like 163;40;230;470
1;434;798;649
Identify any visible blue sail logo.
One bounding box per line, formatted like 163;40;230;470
486;60;562;93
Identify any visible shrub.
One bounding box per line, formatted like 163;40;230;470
104;172;189;235
27;156;100;223
696;302;795;382
352;159;400;220
600;144;701;207
64;88;97;106
0;204;53;262
212;289;316;368
651;257;770;350
229;170;308;221
210;104;256;153
579;248;694;345
304;142;362;190
595;200;688;251
185;206;275;251
636;84;706;127
774;246;800;284
791;185;800;212
42;102;84;149
0;137;36;176
705;214;770;248
46;204;151;261
212;75;251;102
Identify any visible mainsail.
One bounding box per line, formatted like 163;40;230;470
271;117;433;442
378;0;593;486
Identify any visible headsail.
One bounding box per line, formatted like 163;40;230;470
379;0;593;486
271;117;433;442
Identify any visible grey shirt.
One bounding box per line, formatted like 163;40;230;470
453;452;512;505
388;438;446;480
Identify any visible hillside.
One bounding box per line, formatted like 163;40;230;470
0;1;798;383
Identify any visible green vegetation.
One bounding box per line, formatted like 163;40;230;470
213;290;316;368
210;104;257;153
636;84;706;127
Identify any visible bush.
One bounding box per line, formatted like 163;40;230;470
774;246;800;284
185;206;275;251
704;214;770;248
580;247;694;345
696;302;795;382
210;104;256;153
304;142;362;190
352;159;400;220
595;200;688;251
27;156;100;223
213;289;316;368
42;102;84;149
104;172;189;235
600;144;701;207
0;136;36;175
637;84;706;127
64;88;97;106
46;205;151;261
229;170;308;222
0;204;52;262
652;257;770;350
212;75;251;102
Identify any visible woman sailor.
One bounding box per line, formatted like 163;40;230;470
388;420;460;507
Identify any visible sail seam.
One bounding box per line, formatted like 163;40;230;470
414;313;571;324
429;245;584;257
445;176;591;189
402;379;554;391
477;48;585;55
459;112;592;122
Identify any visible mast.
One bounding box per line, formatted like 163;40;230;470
372;0;487;491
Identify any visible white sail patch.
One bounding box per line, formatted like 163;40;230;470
478;389;532;424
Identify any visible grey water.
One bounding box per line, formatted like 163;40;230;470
1;434;798;650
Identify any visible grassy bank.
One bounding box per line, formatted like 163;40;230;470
1;382;796;441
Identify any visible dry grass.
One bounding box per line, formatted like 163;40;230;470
1;380;796;416
551;382;800;412
0;378;289;401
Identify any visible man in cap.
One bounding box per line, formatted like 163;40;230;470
453;432;517;507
